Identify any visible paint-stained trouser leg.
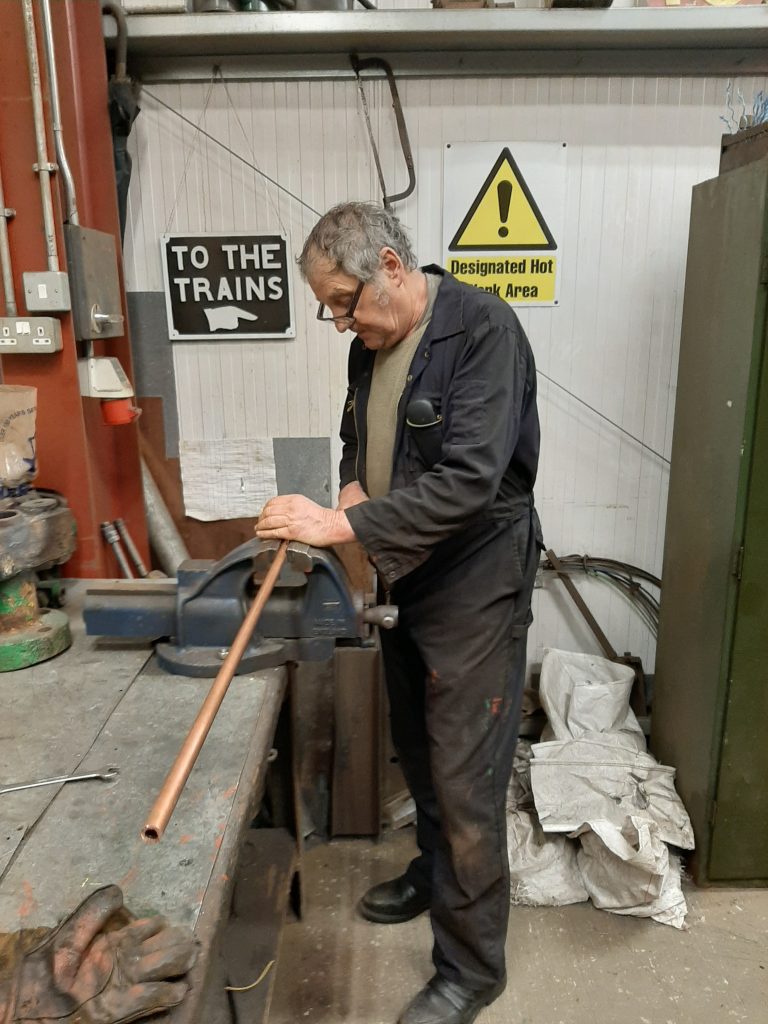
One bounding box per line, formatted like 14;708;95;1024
380;512;539;992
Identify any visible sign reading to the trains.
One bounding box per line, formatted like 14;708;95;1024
443;143;566;307
161;233;295;340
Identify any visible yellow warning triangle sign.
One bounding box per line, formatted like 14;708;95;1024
449;148;556;252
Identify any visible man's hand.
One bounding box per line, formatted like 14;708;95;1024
337;481;369;511
256;495;356;547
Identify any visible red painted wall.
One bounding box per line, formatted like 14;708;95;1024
0;0;148;576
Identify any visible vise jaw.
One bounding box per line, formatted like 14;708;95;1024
84;539;396;677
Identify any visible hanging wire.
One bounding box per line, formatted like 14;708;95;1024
215;69;289;237
144;87;322;221
542;554;662;637
720;79;737;134
163;74;216;234
536;368;671;465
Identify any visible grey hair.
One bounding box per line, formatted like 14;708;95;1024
297;202;418;282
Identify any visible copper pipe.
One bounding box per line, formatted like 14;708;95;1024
141;541;289;843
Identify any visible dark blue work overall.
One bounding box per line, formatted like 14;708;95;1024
345;268;542;993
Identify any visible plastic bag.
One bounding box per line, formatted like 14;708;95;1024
539;648;645;752
508;810;588;907
530;738;695;850
574;817;688;929
0;386;37;493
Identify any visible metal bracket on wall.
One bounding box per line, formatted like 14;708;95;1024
350;54;416;209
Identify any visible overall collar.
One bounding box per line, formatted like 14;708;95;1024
350;266;465;382
419;266;466;342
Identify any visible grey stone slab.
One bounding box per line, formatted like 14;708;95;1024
0;585;152;878
273;436;332;507
127;290;179;458
0;831;25;879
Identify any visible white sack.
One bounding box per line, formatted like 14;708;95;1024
508;809;588;907
530;738;694;850
539;648;645;752
506;739;535;813
574;817;688;929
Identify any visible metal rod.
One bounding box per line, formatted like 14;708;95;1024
141;541;289;843
545;548;618;660
101;521;134;579
39;0;79;225
0;159;17;316
114;517;149;578
0;766;118;795
21;0;59;270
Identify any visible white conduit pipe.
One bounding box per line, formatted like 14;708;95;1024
0;160;17;317
39;0;79;226
21;0;59;271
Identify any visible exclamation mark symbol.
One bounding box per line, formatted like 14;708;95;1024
497;180;512;238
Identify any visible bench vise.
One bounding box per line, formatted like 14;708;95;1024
83;539;396;677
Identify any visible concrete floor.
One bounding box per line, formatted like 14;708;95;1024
270;828;768;1024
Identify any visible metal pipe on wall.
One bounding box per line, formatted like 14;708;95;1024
21;0;59;271
39;0;79;225
140;457;190;575
101;1;128;81
0;161;17;317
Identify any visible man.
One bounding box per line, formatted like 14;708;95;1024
256;202;541;1024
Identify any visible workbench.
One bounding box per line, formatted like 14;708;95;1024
0;582;293;1023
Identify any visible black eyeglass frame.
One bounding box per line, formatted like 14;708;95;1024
316;280;365;326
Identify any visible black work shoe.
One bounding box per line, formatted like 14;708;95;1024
398;975;506;1024
359;875;431;924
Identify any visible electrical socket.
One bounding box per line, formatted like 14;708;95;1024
0;317;63;354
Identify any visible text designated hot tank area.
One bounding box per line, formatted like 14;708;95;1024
124;72;768;675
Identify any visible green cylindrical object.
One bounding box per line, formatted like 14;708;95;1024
0;573;72;672
0;572;38;625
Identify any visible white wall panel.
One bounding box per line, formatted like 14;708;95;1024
124;71;768;673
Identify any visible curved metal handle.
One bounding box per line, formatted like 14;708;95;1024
91;304;125;334
350;55;416;208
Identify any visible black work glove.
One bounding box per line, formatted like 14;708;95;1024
0;884;199;1024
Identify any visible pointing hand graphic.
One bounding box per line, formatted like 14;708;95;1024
203;305;259;331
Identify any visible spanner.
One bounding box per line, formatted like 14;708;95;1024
0;766;119;796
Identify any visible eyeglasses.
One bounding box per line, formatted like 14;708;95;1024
317;280;365;327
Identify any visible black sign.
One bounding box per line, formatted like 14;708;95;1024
162;233;294;340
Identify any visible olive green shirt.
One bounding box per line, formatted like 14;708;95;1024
365;272;441;499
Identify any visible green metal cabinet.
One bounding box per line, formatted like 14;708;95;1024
651;152;768;885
